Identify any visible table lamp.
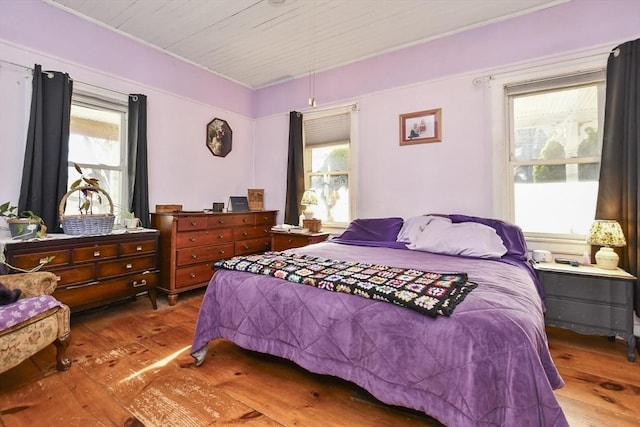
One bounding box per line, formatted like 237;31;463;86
586;220;626;270
300;189;318;220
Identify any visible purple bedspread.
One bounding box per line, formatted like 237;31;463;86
191;242;567;426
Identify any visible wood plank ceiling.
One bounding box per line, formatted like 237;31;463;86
46;0;566;89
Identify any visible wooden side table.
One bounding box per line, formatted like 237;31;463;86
534;262;637;362
270;231;330;252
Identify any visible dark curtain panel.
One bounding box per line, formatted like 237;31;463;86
595;39;640;313
128;94;150;228
284;111;304;224
19;64;73;233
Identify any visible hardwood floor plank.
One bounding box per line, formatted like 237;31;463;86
2;290;639;426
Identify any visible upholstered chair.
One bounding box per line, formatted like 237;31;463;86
0;271;71;373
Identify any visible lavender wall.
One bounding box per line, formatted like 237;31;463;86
1;0;639;229
0;0;255;225
254;0;640;118
253;0;640;222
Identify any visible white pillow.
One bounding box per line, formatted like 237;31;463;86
397;215;450;243
407;220;508;259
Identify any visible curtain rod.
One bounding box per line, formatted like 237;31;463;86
298;102;359;115
0;58;131;97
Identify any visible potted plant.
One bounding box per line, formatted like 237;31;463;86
116;205;140;229
0;201;47;239
59;163;115;235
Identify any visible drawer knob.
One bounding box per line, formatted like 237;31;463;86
189;237;196;242
93;251;101;257
136;245;143;251
242;232;248;236
243;244;249;250
191;253;197;259
132;279;147;288
190;221;197;226
288;239;293;243
219;249;225;255
218;219;224;224
242;218;248;222
55;275;61;281
190;272;196;278
218;234;224;239
125;263;133;269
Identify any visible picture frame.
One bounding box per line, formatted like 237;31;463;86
247;189;264;211
399;108;442;145
206;117;233;157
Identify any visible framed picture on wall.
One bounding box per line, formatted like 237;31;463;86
399;108;442;145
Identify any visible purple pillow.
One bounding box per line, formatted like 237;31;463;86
449;214;527;260
337;217;404;242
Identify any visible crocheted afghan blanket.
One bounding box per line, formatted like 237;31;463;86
214;252;476;317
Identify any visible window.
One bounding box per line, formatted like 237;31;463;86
65;92;129;218
303;105;357;228
506;70;605;239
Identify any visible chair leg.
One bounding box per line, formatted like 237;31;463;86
53;335;72;371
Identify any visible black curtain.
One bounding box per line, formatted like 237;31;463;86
284;111;304;224
595;39;640;313
128;94;150;228
19;64;73;233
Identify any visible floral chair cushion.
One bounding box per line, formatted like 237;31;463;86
0;295;63;330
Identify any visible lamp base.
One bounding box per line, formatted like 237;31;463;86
303;209;314;220
595;247;619;270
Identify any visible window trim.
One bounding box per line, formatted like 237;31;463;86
489;53;609;255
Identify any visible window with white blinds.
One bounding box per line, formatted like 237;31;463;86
303;105;356;227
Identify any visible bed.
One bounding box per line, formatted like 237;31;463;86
191;215;568;426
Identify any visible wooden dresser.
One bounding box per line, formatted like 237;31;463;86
151;210;277;305
2;230;159;313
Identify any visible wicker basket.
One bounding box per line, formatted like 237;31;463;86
59;186;115;235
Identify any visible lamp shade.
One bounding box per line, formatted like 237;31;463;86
301;189;318;206
586;220;626;247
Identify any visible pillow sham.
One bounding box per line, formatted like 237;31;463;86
449;214;527;260
396;215;450;243
407;219;508;259
337;217;404;242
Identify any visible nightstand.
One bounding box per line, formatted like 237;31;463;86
534;262;637;362
270;231;330;252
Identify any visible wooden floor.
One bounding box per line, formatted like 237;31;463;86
1;289;639;427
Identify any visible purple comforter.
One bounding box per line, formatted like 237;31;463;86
191;242;567;426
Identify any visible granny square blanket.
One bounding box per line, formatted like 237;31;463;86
214;252;476;316
0;295;63;330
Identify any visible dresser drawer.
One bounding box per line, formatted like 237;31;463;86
545;297;629;333
235;237;271;255
271;233;311;251
9;249;70;270
541;272;628;305
175;263;214;288
55;270;159;310
176;216;208;231
255;212;276;225
120;239;156;256
233;226;271;240
73;244;118;263
176;230;227;248
97;255;156;278
176;243;233;266
208;214;254;228
50;264;95;288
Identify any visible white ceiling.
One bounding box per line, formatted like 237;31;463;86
46;0;566;89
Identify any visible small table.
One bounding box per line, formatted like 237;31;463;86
270;231;330;252
534;262;637;362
